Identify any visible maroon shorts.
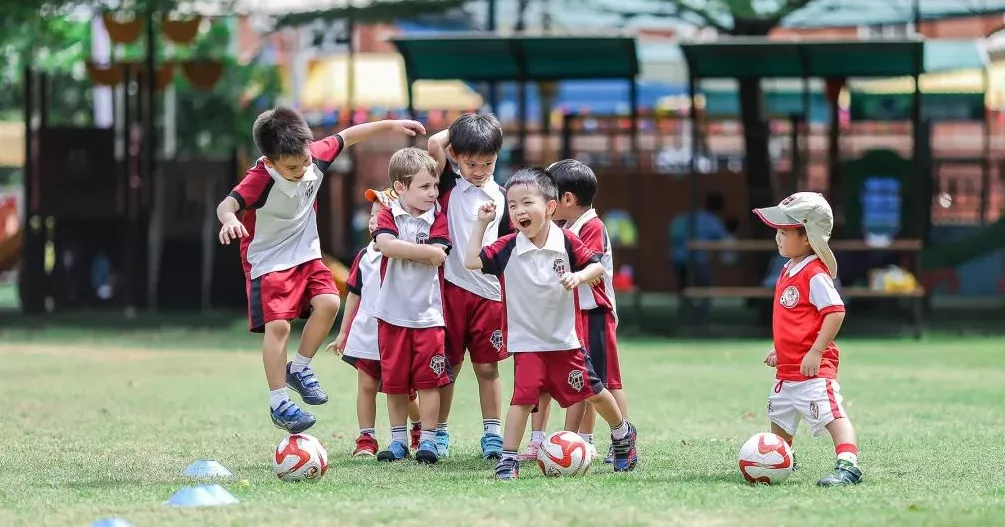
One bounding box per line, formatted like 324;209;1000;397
246;259;338;333
443;281;508;367
341;355;417;401
582;308;622;390
511;349;604;409
377;321;453;395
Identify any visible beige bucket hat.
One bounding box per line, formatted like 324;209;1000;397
753;192;837;278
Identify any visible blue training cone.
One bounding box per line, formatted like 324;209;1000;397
165;484;239;507
90;519;134;527
183;460;234;479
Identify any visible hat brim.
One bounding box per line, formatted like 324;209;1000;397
753;206;801;229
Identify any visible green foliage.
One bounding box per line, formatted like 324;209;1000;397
593;0;814;33
275;0;469;27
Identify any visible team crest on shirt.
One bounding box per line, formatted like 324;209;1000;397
489;330;503;351
567;370;584;391
809;401;820;420
553;258;567;277
416;231;429;244
779;286;800;308
301;181;316;205
767;400;773;413
429;355;445;376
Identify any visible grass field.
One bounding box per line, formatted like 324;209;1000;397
1;329;1004;527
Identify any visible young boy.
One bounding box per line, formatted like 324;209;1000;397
218;106;425;433
463;167;639;480
753;191;862;487
519;160;629;465
372;147;453;464
327;187;422;457
426;113;509;459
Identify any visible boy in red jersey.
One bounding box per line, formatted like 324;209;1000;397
217;107;425;434
753;192;862;487
464;168;638;480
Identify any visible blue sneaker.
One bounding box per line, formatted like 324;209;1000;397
434;430;451;458
611;422;638;472
480;433;503;460
415;439;439;464
603;444;614;464
270;400;316;434
376;441;409;462
286;362;328;405
495;457;519;480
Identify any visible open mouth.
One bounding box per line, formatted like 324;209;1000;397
518;218;532;228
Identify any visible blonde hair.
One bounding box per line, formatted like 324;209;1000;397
389;147;437;188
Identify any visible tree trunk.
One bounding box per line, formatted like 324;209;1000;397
738;77;773;225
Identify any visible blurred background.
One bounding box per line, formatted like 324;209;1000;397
2;0;1004;337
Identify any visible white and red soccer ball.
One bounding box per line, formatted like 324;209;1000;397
738;432;793;484
273;433;328;482
537;431;592;477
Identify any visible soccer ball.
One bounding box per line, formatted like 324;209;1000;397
738;432;793;485
537;431;591;477
273;433;328;482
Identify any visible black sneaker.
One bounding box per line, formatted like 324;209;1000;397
792;451;798;471
817;460;862;487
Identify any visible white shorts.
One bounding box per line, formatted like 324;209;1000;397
767;378;847;437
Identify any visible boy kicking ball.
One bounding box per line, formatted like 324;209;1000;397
754;192;862;487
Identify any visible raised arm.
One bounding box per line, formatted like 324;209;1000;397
427;128;450;175
339;119;427;148
465;202;496;270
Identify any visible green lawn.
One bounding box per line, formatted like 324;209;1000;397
1;333;1003;527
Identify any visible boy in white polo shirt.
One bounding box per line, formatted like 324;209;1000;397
327;187;422;457
372;147;453;464
217;106;425;434
754;192;862;487
463;167;638;480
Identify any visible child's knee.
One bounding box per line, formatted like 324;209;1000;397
473;362;499;381
311;294;341;317
264;320;292;339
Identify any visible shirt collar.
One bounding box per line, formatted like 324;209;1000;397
390;200;437;224
784;254;818;277
262;157;318;198
567;208;598;233
515;222;565;255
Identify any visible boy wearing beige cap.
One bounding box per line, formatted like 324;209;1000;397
753;192;862;487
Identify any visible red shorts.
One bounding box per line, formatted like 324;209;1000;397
377;321;453;395
511;349;604;409
341;356;417;401
443;281;508;367
246;259;338;333
582;308;622;390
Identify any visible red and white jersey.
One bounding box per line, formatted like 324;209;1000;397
439;174;506;302
565;209;616;318
772;255;845;381
229;135;343;279
343;242;382;361
372;203;451;328
479;223;601;353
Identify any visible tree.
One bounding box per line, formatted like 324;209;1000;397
592;0;813;213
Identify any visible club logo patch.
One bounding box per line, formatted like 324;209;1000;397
809;401;820;420
767;400;773;413
567;370;584;391
553;257;567;277
415;231;429;244
301;181;316;205
489;330;503;351
429;355;445;376
779;286;800;309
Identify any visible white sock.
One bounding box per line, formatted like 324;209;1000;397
531;430;545;443
483;419;502;436
579;433;594;444
360;428;376;438
420;429;436;443
837;452;858;466
290;353;311;373
436;422;448;433
269;388;289;411
611;420;630;440
391;425;407;445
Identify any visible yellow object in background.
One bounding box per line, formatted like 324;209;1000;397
869;265;919;293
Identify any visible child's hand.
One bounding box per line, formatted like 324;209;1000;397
477;202;497;223
763;348;777;368
800;349;822;377
219;219;248;245
559;272;582;290
391;120;427;137
326;332;347;356
428;246;448;267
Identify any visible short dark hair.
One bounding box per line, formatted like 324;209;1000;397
704;192;725;213
252;107;314;161
448;113;503;157
505;167;558;202
547;159;597;206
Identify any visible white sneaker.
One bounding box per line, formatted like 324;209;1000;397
517;440;542;461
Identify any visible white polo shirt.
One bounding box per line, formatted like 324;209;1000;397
229;135;343;279
479;223;601;353
373;202;451;328
343;243;382;360
440;175;506;301
566;209;617;319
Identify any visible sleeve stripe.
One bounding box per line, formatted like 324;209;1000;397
228;190;247;210
372;228;397;239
